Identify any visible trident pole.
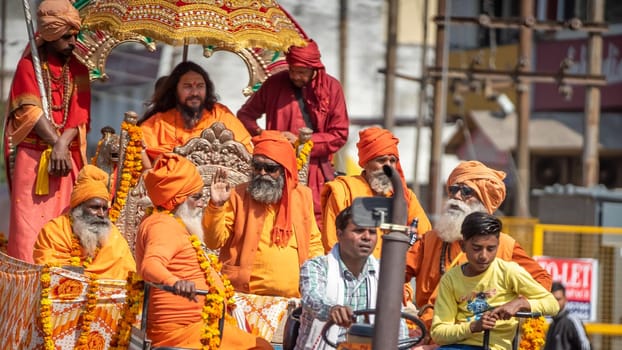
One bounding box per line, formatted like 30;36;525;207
20;0;50;121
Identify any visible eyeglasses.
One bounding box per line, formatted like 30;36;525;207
448;184;475;198
252;161;282;174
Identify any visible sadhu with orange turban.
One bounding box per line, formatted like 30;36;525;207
203;130;323;298
136;153;272;349
5;0;91;263
405;160;552;332
320;126;432;259
33;164;136;280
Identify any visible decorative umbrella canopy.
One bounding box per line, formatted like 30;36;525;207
81;0;307;51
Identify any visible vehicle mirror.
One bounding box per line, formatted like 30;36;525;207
352;197;393;228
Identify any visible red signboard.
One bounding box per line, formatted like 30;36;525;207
534;35;622;111
534;256;598;322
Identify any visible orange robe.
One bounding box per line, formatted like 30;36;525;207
320;174;432;258
405;230;553;329
136;212;270;349
140;103;253;160
203;182;324;298
32;214;135;280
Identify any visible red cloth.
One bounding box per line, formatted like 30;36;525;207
237;69;349;220
4;50;90;263
286;39;323;69
251;131;297;247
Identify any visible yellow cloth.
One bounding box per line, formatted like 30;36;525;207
144;153;204;210
141;103;253;160
69;164;111;208
203;182;323;298
32;214;136;280
431;259;559;350
405;230;553;331
320;174;432;258
35;147;52;195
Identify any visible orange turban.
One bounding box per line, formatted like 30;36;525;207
251;131;298;247
36;0;81;44
70;165;111;209
447;161;507;214
356;126;405;180
144;153;204;211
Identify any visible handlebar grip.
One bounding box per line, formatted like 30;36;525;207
515;311;542;318
148;282;210;295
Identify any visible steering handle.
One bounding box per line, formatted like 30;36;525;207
320;308;427;350
483;311;543;350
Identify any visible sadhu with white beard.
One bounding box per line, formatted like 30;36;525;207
136;153;271;349
404;160;552;333
33;165;136;280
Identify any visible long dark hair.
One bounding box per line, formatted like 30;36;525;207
140;61;217;124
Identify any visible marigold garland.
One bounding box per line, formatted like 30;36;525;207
189;234;236;350
40;265;99;350
110;272;144;349
109;121;143;223
70;234;98;268
0;232;7;253
519;316;547;350
294;139;313;171
90;139;104;165
40;265;55;350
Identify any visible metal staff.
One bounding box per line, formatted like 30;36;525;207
20;0;50;122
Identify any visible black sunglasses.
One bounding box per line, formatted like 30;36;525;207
252;161;282;173
448;184;475;198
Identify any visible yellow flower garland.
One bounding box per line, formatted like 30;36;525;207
519;316;547;350
109;121;143;223
0;232;7;253
40;265;55;350
70;234;98;268
90;139;103;165
110;272;144;349
294;139;314;171
40;265;99;350
189;234;237;350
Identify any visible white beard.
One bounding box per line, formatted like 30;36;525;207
175;200;204;237
435;198;488;243
70;205;111;257
366;169;393;195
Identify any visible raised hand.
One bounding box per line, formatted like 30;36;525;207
210;167;231;207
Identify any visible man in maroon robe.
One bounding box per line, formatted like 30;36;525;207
237;39;349;225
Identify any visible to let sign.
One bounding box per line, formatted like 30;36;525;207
534;256;598;322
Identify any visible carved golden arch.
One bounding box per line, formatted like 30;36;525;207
74;30;287;96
